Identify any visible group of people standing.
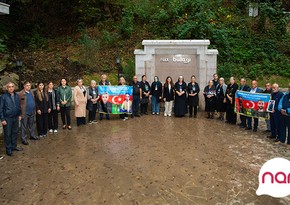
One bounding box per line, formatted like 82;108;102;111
1;73;290;157
204;73;290;149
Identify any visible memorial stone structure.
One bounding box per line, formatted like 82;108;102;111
134;40;218;110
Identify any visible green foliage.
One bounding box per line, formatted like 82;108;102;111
121;58;135;82
101;30;121;46
3;0;290;86
0;35;8;53
76;30;100;70
28;31;48;50
83;72;119;86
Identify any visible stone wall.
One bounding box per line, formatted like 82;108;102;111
134;40;219;110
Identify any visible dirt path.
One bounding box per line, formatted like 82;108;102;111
0;114;289;204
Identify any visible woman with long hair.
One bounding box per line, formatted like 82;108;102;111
47;81;59;133
150;76;162;115
34;82;51;137
174;76;187;117
163;76;174;117
187;75;200;118
74;79;87;126
57;78;72;130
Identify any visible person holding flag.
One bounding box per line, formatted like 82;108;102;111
245;80;263;132
277;83;290;149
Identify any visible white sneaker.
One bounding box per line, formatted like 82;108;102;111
54;130;58;133
124;117;128;120
49;129;53;133
152;112;155;115
168;114;171;117
156;113;160;115
122;118;126;121
164;114;167;117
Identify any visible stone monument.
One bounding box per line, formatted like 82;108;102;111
134;40;218;110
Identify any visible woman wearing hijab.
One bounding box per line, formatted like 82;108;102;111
150;76;162;115
140;75;150;115
163;76;175;117
174;76;187;117
87;80;99;124
74;79;87;126
216;77;227;121
34;82;51;137
203;80;216;119
187;75;200;118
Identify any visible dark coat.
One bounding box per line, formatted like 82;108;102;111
174;82;187;116
187;82;200;106
226;83;239;105
239;84;250;92
216;83;227;112
140;81;151;104
163;84;174;102
204;86;216;112
34;91;51;114
130;81;141;96
150;82;162;98
87;86;99;111
48;89;59;111
0;92;21;121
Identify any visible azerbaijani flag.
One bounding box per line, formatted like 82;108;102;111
98;86;133;114
235;90;271;119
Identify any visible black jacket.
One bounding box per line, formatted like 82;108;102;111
34;91;51;114
163;84;174;101
187;82;200;106
87;86;99;111
48;89;59;110
150;82;162;98
130;81;141;96
0;92;21;121
140;81;151;97
239;84;250;92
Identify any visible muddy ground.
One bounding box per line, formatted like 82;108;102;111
0;113;289;205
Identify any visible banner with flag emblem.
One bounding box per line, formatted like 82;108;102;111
98;86;133;114
235;91;271;119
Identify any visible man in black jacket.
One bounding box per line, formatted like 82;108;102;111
0;82;23;156
130;76;142;118
238;78;250;128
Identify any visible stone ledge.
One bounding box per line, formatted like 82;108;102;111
133;49;146;55
142;40;210;46
207;49;219;55
0;2;10;15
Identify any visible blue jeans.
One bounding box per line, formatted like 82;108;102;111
280;115;290;144
132;95;140;116
270;111;281;138
3;117;19;153
151;96;160;113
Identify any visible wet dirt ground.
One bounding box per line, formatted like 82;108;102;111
0;113;290;205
